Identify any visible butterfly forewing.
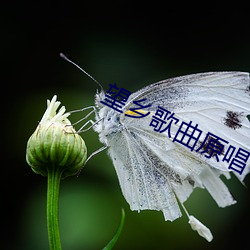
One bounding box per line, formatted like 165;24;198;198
121;72;250;180
96;71;250;222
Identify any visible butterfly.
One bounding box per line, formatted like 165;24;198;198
61;55;250;241
93;72;250;241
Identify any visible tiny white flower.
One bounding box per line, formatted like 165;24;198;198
188;215;213;242
179;200;213;242
40;95;71;125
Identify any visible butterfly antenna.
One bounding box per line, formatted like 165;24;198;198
60;53;104;92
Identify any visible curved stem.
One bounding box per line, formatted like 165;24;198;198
103;208;125;250
47;166;63;250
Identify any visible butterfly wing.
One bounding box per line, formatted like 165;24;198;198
104;72;249;221
122;71;250;180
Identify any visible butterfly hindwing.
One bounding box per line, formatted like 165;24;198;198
107;126;182;221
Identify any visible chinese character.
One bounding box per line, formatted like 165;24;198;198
125;99;151;118
173;121;202;151
196;133;229;162
100;83;131;113
149;106;179;136
222;145;236;163
228;148;250;174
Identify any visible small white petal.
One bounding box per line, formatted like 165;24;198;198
188;215;213;242
40;95;71;125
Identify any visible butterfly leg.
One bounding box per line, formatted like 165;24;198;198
85;145;108;165
77;145;108;176
77;119;100;133
70;106;96;125
69;106;100;132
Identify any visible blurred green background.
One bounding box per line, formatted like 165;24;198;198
2;2;250;250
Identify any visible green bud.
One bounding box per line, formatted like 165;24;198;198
26;95;87;178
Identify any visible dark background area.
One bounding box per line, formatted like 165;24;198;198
2;1;250;250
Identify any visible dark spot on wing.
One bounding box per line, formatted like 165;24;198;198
174;174;182;184
246;85;250;95
186;177;195;186
224;111;243;130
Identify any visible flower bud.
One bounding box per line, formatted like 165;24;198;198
26;95;87;178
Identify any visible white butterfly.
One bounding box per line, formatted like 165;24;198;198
61;53;250;242
91;72;250;241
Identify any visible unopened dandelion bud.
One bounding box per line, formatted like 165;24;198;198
26;95;87;178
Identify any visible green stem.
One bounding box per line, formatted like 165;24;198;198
47;165;63;250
